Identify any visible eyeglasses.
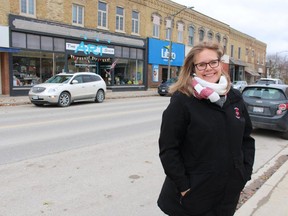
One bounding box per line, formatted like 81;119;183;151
194;59;220;71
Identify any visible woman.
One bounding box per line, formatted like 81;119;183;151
157;41;255;216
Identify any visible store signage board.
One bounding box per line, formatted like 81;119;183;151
66;42;115;56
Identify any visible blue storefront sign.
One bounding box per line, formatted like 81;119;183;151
148;38;184;66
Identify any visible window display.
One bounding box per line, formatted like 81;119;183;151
12;51;65;87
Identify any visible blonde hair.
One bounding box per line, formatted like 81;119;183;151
169;41;231;96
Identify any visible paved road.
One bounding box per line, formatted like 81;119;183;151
0;96;288;216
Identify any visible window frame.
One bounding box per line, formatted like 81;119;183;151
72;4;84;26
199;29;205;42
116;6;125;32
230;45;234;58
215;34;221;43
152;15;160;38
132;11;139;35
177;23;184;43
177;30;183;43
98;1;108;29
153;24;160;38
238;47;241;60
188;26;194;46
20;0;36;17
207;31;213;41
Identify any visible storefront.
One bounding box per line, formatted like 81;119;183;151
147;38;184;88
6;15;146;96
229;58;247;82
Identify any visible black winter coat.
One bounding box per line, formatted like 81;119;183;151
158;89;255;216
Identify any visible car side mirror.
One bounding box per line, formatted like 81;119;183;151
72;80;79;84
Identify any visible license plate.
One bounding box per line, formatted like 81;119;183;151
253;106;264;113
161;89;166;92
32;95;39;100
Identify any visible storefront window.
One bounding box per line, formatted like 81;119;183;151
114;59;143;85
54;53;66;74
12;51;65;87
67;55;98;73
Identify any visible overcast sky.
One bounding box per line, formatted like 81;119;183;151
172;0;288;56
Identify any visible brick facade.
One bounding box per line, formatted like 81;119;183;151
0;0;266;95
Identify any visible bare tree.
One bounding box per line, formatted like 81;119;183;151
266;53;288;83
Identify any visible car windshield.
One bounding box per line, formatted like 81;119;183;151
45;75;73;84
242;87;286;100
165;77;178;84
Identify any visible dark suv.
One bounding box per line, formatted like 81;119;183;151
157;77;178;96
242;84;288;139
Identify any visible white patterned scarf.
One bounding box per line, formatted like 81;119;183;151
191;75;229;107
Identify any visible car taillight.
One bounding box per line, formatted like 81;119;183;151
276;103;288;115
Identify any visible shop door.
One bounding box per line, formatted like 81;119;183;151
162;68;168;83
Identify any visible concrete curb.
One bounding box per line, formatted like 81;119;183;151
0;89;159;106
235;147;288;216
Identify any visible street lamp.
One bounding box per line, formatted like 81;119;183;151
167;6;194;80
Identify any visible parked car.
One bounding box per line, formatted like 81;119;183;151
242;84;288;139
232;80;248;92
157;77;178;96
256;78;284;85
28;72;106;107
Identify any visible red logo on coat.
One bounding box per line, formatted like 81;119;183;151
234;107;240;119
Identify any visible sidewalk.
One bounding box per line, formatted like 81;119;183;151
1;89;288;215
0;88;159;106
235;148;288;216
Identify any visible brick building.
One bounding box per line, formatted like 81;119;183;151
0;0;266;96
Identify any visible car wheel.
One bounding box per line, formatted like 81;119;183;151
58;92;71;107
95;89;105;103
281;131;288;140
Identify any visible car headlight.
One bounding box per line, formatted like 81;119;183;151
47;88;58;93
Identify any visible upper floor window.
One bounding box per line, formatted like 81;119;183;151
207;31;213;41
132;11;139;34
72;4;84;26
152;15;160;38
238;47;241;59
116;7;124;31
215;34;221;43
199;29;205;42
98;2;107;28
165;19;172;40
177;23;184;43
20;0;35;16
223;37;227;54
245;48;249;55
230;45;234;58
188;26;194;46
